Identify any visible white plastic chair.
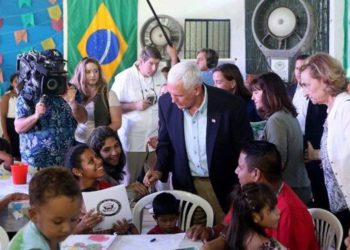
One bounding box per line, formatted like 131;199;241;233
0;225;9;250
133;190;214;233
308;208;343;250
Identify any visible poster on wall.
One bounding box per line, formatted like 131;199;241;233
0;1;63;91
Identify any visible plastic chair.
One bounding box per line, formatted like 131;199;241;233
133;190;214;233
308;208;343;250
0;225;9;250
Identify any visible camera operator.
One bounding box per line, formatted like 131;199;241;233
14;49;87;169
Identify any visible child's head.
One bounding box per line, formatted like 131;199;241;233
29;167;82;245
227;183;280;249
152;192;180;233
64;144;105;182
88;126;125;182
0;138;13;169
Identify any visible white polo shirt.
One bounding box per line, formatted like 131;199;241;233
111;64;166;152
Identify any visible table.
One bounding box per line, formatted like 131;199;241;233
110;234;203;249
62;233;203;250
0;175;29;197
0;175;30;232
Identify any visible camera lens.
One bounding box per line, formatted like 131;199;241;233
46;78;58;90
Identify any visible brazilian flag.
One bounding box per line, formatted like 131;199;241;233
66;0;138;83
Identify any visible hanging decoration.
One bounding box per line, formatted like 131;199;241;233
18;0;32;8
0;1;63;88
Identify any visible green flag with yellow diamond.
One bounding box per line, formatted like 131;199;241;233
66;0;138;83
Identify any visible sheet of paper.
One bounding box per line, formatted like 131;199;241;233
110;233;187;250
82;185;132;232
61;234;116;250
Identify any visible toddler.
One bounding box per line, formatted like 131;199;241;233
8;167;82;250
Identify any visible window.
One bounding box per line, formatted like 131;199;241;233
184;19;230;59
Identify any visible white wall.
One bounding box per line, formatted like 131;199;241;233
329;0;345;64
138;0;345;75
138;0;246;74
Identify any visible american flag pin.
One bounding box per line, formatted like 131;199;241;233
211;119;216;123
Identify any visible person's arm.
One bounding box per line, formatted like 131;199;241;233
63;85;87;123
0;193;29;211
186;224;227;242
14;102;46;134
74;208;103;234
113;219;139;235
345;229;350;249
264;114;289;168
143;170;162;187
0;94;10;141
304;141;321;161
0;151;13;171
166;45;179;66
120;101;152;113
108;90;122;130
126;182;149;198
67;100;87;124
201;237;226;250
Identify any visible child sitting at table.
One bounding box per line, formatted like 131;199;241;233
0;137;13;172
148;192;182;234
64;143;139;235
8;167;82;250
201;183;285;250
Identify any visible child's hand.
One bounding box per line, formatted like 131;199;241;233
126;182;149;198
113;219;139;235
75;209;103;233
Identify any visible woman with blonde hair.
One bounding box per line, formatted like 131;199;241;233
71;57;121;143
301;52;350;244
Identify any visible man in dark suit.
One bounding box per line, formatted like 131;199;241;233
287;54;329;210
144;62;253;223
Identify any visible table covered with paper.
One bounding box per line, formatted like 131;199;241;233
61;233;203;250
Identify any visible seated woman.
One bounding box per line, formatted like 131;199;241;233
87;126;148;200
64;143;138;234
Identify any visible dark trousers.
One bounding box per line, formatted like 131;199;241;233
305;161;330;210
334;209;350;250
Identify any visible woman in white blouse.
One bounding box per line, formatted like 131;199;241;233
301;52;350;244
71;57;121;143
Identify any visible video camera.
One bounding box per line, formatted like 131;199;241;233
16;49;67;100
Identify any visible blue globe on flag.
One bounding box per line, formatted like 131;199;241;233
86;29;120;65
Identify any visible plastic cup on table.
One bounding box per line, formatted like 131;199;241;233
11;163;28;185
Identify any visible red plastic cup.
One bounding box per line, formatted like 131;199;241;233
11;163;28;184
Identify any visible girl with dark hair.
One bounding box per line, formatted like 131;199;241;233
250;72;311;205
201;183;285;250
213;63;261;122
64;143;139;235
87;126;148;199
225;183;285;250
64;143;112;192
